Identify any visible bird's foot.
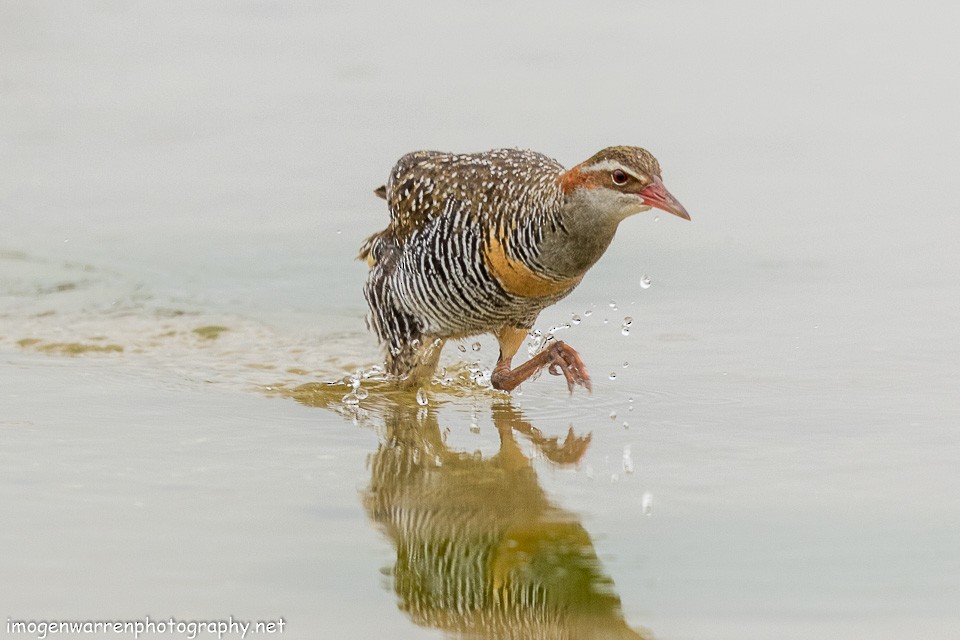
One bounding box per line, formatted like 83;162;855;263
491;340;592;394
544;341;592;393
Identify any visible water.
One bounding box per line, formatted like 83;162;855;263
3;2;960;639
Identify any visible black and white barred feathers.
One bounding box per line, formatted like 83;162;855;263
359;149;576;379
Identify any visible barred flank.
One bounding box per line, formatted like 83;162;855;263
362;149;577;382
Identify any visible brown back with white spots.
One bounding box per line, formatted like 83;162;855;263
370;148;567;249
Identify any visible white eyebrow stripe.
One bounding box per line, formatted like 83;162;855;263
579;159;644;181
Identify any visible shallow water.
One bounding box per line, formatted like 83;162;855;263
3;2;959;639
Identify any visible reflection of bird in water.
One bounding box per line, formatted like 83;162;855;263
360;147;690;393
363;401;652;640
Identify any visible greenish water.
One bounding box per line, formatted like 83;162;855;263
3;2;959;639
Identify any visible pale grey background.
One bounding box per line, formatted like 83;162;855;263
2;2;958;639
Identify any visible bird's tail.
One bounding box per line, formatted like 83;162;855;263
357;233;377;265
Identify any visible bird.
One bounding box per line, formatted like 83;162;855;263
359;146;690;393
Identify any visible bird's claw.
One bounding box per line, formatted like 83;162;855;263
546;341;592;394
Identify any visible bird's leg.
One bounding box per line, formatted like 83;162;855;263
490;327;592;394
390;337;447;389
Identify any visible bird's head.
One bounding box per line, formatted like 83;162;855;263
560;146;690;222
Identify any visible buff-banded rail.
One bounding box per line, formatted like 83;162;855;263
359;146;690;393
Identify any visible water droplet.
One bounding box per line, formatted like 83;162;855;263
342;393;359;405
622;361;629;368
571;314;581;325
623;316;633;326
623;421;630;429
457;344;466;352
355;387;369;400
609;410;617;420
642;492;653;515
622;445;634;473
469;424;480;434
471;342;481;352
621;327;630;336
609;372;617;380
654;215;660;222
639;275;652;289
628;405;634;412
584;309;593;317
336;229;342;235
416;388;428;406
609;300;617;310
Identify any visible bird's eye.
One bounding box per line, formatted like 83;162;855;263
611;169;629;186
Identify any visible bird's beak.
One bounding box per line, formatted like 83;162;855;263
639;176;691;220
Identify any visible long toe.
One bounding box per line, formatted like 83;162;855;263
545;341;592;394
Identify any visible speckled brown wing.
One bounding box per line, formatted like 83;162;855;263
359;151;449;265
386;151;462;241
